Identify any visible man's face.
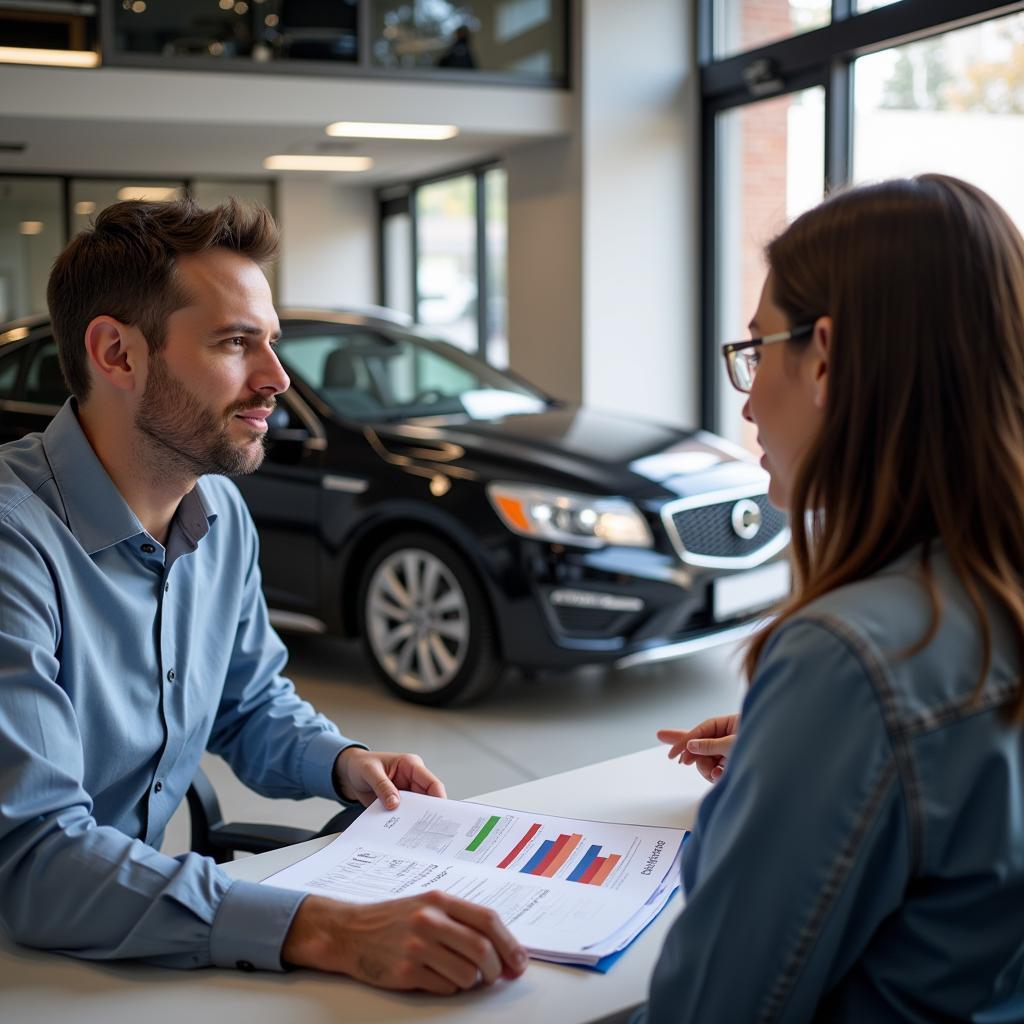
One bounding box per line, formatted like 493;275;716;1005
134;248;288;477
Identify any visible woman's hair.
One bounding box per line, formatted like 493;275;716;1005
745;174;1024;722
47;197;279;402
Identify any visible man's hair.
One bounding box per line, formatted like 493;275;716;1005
47;197;280;401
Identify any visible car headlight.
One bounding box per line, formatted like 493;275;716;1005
486;483;653;549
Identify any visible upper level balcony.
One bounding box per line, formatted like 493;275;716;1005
0;0;569;88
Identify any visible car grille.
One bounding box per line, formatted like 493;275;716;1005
664;492;788;566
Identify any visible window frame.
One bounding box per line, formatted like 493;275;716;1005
699;0;1024;432
377;159;505;364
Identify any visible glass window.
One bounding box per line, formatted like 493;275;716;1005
713;0;830;60
0;177;63;321
23;338;69;407
853;13;1024;230
416;174;478;354
855;0;903;11
484;167;508;368
70;179;187;235
383;211;414;317
371;0;566;80
715;86;826;450
111;0;358;64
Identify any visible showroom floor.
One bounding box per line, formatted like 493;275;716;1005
163;634;748;856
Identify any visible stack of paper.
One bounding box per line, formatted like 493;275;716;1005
262;792;687;970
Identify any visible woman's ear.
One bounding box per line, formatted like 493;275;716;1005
809;315;832;409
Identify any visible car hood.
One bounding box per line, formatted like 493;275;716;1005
367;405;767;502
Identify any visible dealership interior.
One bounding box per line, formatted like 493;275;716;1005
2;0;1024;1013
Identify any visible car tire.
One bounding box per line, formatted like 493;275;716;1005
358;531;500;706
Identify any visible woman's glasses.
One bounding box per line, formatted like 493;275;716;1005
721;323;816;393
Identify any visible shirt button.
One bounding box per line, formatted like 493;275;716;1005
141;543;156;554
154;780;163;793
164;582;170;593
167;669;176;682
236;960;255;972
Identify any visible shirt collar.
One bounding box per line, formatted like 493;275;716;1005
42;399;217;556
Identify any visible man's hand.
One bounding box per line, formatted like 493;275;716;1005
657;713;739;783
333;748;446;810
281;891;529;993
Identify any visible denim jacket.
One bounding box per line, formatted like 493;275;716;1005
640;547;1024;1023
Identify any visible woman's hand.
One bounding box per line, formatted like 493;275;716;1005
657;714;739;782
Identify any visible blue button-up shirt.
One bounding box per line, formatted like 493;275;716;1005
639;548;1024;1022
0;401;360;970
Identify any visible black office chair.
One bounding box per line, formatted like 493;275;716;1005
185;767;363;863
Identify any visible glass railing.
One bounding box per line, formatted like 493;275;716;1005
0;1;567;85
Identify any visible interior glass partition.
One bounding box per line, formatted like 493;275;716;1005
0;177;64;322
369;0;566;78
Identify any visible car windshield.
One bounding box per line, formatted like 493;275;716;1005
277;322;550;422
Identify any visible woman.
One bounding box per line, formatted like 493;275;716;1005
641;175;1024;1023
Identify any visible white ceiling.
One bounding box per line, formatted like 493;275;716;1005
0;114;531;185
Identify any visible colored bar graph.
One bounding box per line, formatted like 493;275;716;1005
579;855;607;884
542;833;583;877
567;844;603;882
520;840;555;874
532;834;570;875
497;822;542;869
465;815;501;852
588;853;621;886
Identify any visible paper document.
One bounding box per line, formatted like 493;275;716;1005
262;792;687;968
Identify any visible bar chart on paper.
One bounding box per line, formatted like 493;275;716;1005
263;793;687;967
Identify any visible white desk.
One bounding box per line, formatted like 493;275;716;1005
1;747;709;1024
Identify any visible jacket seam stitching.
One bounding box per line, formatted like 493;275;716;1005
796;613;925;873
757;758;900;1024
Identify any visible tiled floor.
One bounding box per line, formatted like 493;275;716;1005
163;634;748;856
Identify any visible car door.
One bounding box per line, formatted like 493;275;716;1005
231;387;326;620
0;334;68;444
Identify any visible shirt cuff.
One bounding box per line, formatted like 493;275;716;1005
209;879;307;972
300;730;367;802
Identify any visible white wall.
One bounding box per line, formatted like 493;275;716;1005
503;0;699;427
579;0;698;429
505;137;584;404
276;179;376;311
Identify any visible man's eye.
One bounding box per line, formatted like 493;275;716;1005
224;337;246;348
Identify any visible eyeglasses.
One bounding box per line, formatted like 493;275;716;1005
721;322;816;393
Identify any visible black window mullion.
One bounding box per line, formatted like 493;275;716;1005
703;0;1024;99
825;57;852;191
475;169;488;360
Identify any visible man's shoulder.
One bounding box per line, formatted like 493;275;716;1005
0;432;55;527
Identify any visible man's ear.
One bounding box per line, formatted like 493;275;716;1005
83;316;145;393
809;315;832;409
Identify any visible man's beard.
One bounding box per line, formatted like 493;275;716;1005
135;352;271;478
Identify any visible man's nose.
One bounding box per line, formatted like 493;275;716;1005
252;344;290;396
741;397;753;423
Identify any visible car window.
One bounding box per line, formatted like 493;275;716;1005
0;345;23;399
23;338;70;406
278;323;548;423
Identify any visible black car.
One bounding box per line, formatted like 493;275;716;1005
0;311;791;705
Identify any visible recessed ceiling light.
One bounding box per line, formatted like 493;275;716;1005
74;201;97;216
0;46;99;68
19;221;44;235
263;155;374;172
326;121;458;141
117;186;183;202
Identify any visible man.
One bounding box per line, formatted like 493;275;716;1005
0;198;527;993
